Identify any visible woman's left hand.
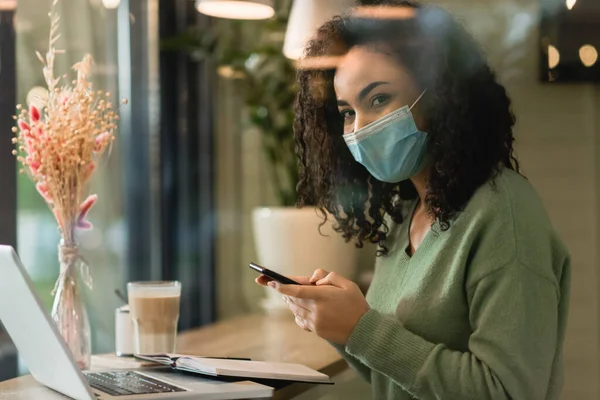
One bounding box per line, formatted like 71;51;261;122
268;272;370;345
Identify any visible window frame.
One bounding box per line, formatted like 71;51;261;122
0;4;19;381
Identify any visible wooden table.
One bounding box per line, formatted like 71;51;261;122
0;313;347;399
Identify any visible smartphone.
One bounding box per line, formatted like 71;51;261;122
249;262;300;285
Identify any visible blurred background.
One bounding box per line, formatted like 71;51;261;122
0;0;598;399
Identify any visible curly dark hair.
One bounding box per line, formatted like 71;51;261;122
294;0;519;254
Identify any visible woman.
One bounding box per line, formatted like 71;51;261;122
257;1;570;399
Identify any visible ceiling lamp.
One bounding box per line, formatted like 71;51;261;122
579;44;598;67
102;0;121;9
195;0;274;20
0;0;16;11
548;45;560;69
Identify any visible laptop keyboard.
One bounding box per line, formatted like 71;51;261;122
85;371;186;397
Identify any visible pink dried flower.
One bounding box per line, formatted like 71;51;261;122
83;162;95;181
25;138;35;154
11;8;125;248
18;120;31;133
27;155;41;173
36;182;53;203
76;194;97;230
94;132;111;152
61;92;70;105
77;219;93;230
30;105;41;122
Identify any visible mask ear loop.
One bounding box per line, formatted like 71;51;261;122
348;89;427;141
409;89;427;110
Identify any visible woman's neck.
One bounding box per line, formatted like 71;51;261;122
410;166;429;206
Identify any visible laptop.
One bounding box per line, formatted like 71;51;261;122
0;245;273;399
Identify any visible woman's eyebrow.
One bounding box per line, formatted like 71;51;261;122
358;81;390;101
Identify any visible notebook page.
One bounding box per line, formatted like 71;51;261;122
178;358;331;382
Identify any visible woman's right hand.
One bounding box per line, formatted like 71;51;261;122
254;268;332;333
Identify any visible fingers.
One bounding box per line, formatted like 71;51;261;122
285;297;311;321
316;272;349;288
290;275;314;285
256;275;313;286
309;269;330;284
295;316;311;332
255;275;272;286
271;282;322;299
287;296;312;310
283;296;313;332
285;298;312;332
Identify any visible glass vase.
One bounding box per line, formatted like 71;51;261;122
50;242;91;370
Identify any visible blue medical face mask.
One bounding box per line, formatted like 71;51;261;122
343;91;428;183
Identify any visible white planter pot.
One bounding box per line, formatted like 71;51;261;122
252;207;359;312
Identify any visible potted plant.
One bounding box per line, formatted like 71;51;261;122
163;1;362;311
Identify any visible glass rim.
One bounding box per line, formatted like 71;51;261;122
127;281;181;288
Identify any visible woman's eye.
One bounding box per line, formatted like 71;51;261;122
371;95;390;107
340;109;356;121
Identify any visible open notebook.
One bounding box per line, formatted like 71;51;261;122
135;354;333;385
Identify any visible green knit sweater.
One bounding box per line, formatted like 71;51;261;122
334;169;570;399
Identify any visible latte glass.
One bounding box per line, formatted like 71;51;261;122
127;281;181;354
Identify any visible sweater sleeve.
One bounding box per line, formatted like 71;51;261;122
329;342;372;383
345;262;560;399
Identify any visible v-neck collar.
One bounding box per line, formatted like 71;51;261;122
400;198;439;262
